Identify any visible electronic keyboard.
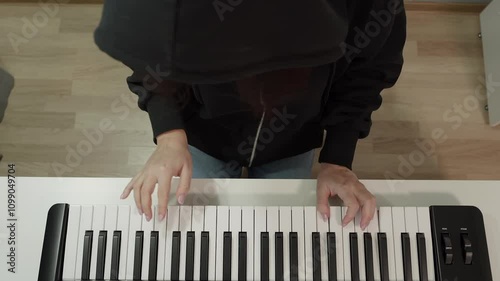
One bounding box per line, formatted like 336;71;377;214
0;177;498;281
38;204;492;281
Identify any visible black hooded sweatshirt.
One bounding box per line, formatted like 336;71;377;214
93;0;407;169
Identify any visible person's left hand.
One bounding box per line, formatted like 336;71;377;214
316;163;376;230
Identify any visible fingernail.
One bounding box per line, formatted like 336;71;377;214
158;213;165;221
361;223;367;230
120;194;124;199
178;194;185;205
138;209;143;216
322;213;328;222
146;215;151;221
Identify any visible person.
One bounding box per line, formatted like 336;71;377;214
0;67;14;124
93;0;407;229
0;67;15;162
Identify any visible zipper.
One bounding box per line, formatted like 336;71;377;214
248;89;266;167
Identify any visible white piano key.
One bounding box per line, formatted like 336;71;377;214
417;207;435;281
392;207;405;281
104;205;118;280
304;206;317;281
242;206;254;281
342;207;354;281
179;205;193;281
216;206;229;281
90;205;106;280
204;206;217;281
404;207;419;281
192;206;205;281
279;206;292;281
254;207;267;281
142;207;155;281
267;206;279;281
379;207;396;281
230;206;242;281
155;205;168;281
355;212;366;281
165;206;180;281
126;207;143;280
63;205;81;280
317;209;329;281
75;205;93;280
117;206;130;280
367;209;380;281
292;207;306;281
329;207;344;281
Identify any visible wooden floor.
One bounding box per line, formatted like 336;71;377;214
0;3;499;180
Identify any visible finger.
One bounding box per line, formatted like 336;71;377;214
176;163;192;205
157;171;173;222
316;183;333;220
141;174;157;221
355;183;377;230
133;174;144;215
337;190;360;227
121;173;140;199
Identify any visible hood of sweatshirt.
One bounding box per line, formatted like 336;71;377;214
94;0;348;84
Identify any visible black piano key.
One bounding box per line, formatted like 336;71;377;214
312;232;321;281
186;231;195;281
364;233;374;281
96;231;107;280
417;233;429;281
377;233;390;281
133;231;144;281
81;230;93;280
149;231;159;281
401;233;412;281
275;232;284;281
261;232;270;281
110;231;121;280
327;232;337;281
289;232;299;281
239;232;247;281
223;232;232;281
38;203;69;281
350;233;360;281
171;231;181;281
200;232;209;281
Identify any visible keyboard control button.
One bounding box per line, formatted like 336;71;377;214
441;233;453;265
461;233;473;265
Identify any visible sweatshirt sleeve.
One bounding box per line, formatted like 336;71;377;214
319;2;407;169
126;72;185;143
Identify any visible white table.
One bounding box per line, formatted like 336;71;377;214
0;177;498;280
480;0;500;126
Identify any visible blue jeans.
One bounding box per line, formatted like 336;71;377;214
188;145;315;179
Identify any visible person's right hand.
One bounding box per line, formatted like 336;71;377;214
120;129;192;222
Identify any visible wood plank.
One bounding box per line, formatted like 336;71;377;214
0;0;103;3
1;111;75;128
405;2;487;13
417;40;483;57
